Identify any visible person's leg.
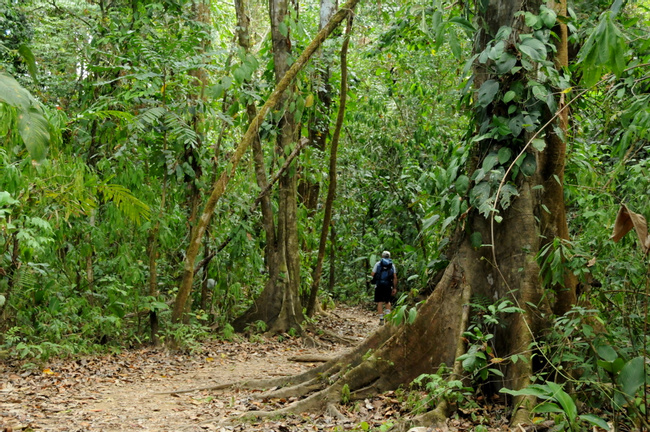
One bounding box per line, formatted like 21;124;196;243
377;302;384;314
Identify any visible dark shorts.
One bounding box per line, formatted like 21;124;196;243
374;284;393;303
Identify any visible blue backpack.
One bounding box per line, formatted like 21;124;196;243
375;258;394;288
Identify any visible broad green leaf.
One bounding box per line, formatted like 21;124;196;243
495;26;512;40
0;191;18;207
618;356;646;398
0;72;33;109
546;382;577;421
482;153;499;171
488;41;506;61
470;231;482;249
279;21;289;37
495;53;517;74
488;368;504;377
524;12;540;29
596;343;618;362
499;184;519;209
449;29;461;59
18;45;39;83
579;414;610;430
469;181;491;208
449;16;476;33
503;91;516;103
539;6;557;28
508;115;524;136
18;107;50;162
532;85;548;101
531;138;546;152
407;307;417;324
532;401;564;414
577;12;627;86
233;67;247;84
455;175;470;195
520;153;537;177
498;147;512;164
478;80;499;107
500;385;551;399
519;38;547;61
422;214;440;230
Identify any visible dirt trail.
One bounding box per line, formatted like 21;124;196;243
1;306;378;432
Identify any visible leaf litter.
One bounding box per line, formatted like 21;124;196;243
1;305;509;431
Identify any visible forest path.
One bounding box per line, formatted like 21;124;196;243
1;305;380;432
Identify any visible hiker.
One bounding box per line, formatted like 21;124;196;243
371;251;397;325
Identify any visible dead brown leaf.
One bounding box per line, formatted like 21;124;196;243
611;204;649;253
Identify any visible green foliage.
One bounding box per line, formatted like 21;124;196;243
410;365;473;412
537;305;650;429
467;4;572;220
501;382;610;431
341;383;351;404
0;72;50;161
458;298;523;381
537;237;591;289
577;10;628;86
387;293;418;325
98;183;151;224
352;420;394;432
159;322;210;354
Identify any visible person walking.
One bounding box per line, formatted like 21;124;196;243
371;251;397;325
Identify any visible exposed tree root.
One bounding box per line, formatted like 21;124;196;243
397;402;448;432
314;328;358;346
288;354;332;363
156;382;236;395
400;271;473;432
234;190;548;427
300;324;358;347
238;259;471;421
326;403;348;421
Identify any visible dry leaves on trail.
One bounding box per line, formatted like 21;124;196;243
1;305;512;432
0;305;378;431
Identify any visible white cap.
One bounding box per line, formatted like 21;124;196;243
382;251;390;258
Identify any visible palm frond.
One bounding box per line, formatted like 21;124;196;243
99;183;151;224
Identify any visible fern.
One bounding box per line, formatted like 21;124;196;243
164;111;199;147
99;183;151;224
14;267;39;294
135;107;167;132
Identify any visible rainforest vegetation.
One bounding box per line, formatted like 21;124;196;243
1;0;650;429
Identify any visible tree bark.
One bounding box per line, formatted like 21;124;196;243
171;0;362;324
538;0;576;316
306;12;352;317
297;0;338;211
